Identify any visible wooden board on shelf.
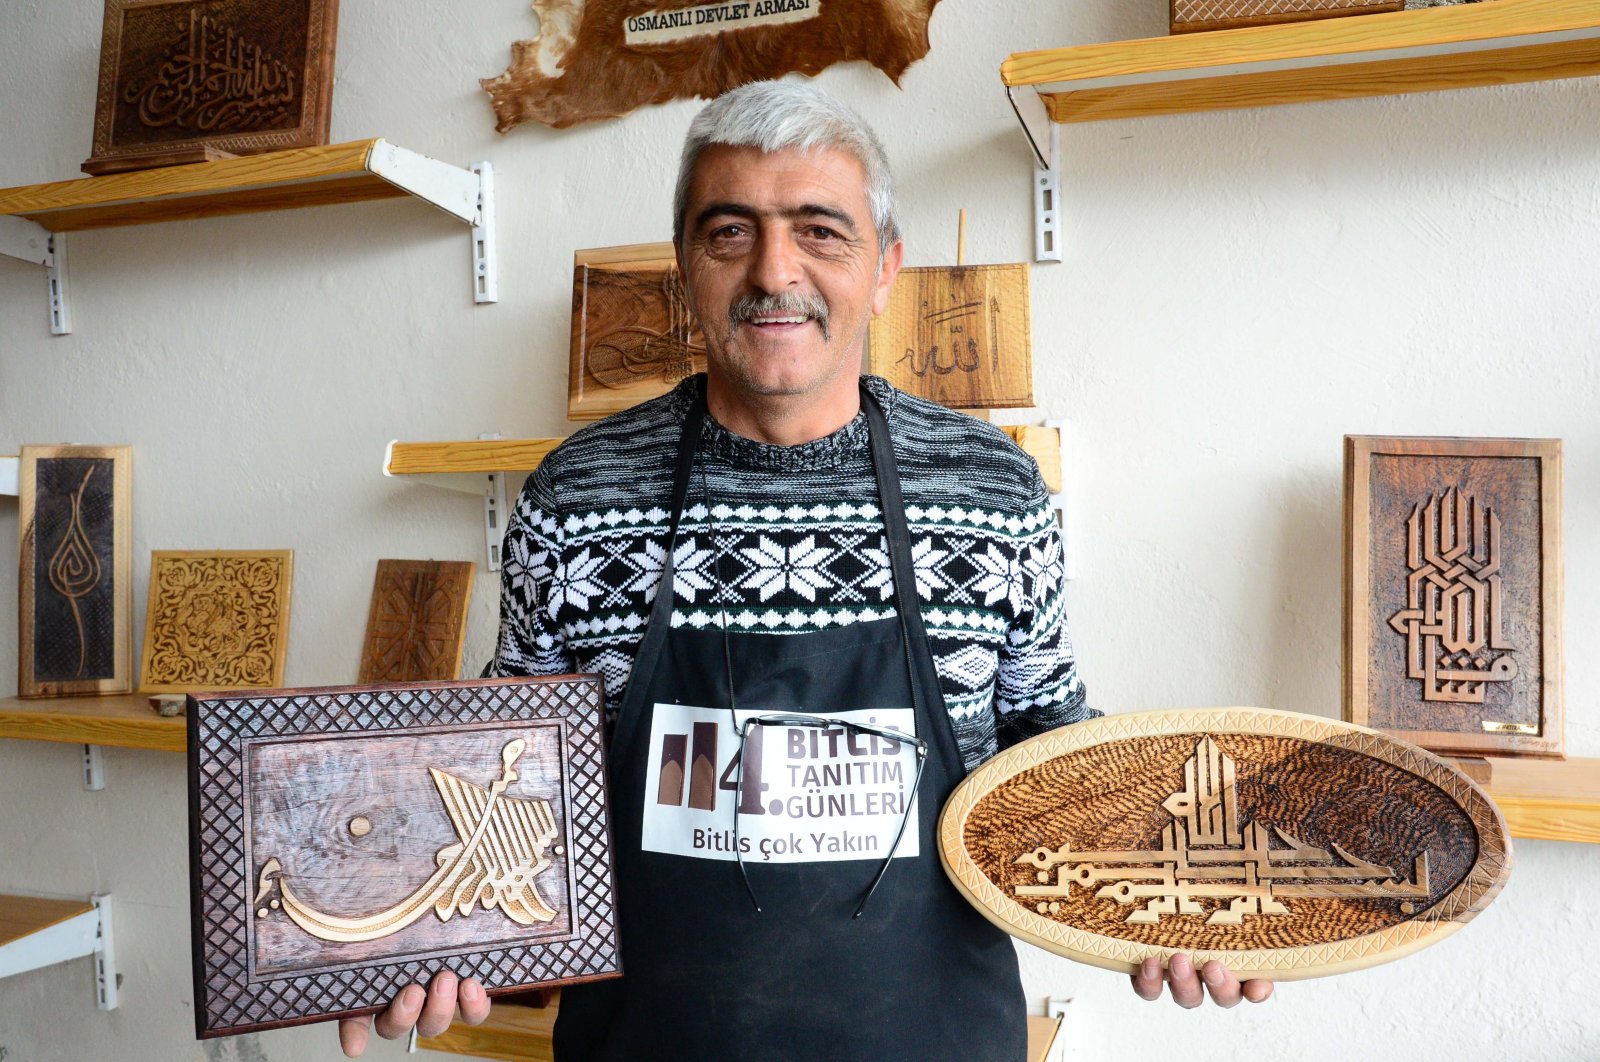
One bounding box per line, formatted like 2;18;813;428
18;445;133;699
358;560;475;683
1171;0;1399;35
0;895;95;949
141;550;294;693
1003;0;1600;123
1344;436;1563;759
869;264;1033;410
385;438;563;476
0;693;186;751
1486;755;1600;845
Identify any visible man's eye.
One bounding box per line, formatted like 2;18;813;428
709;224;747;241
807;226;840;241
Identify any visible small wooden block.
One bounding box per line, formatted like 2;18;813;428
140;550;293;693
869;264;1033;409
568;242;706;421
189;676;620;1038
1451;756;1494;786
940;707;1512;981
358;560;475;683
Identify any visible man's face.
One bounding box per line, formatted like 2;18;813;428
677;144;902;403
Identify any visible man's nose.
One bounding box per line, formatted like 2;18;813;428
748;227;803;293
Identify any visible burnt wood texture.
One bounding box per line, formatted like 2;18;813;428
141;550;293;693
1170;0;1399;34
188;675;619;1038
1344;436;1564;758
84;0;339;175
18;445;133;698
357;560;475;683
939;707;1511;980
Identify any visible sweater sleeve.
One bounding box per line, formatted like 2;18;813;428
991;496;1097;751
486;471;574;679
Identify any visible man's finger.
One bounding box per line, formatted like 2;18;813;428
338;1015;372;1058
1131;956;1164;1001
373;984;425;1040
459;978;492;1026
1167;953;1204;1008
1200;961;1242;1009
416;971;462;1038
1242;978;1275;1003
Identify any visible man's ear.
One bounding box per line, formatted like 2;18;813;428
871;239;904;317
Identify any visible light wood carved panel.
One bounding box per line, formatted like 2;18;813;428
140;549;293;693
189;676;619;1037
358;560;476;683
568;242;707;421
939;707;1511;981
18;445;134;698
868;264;1033;409
1344;436;1563;759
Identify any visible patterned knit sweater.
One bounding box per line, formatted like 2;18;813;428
488;375;1093;772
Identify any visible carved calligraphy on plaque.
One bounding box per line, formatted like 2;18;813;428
18;445;133;698
84;0;339;175
358;559;476;683
480;0;943;129
140;550;293;693
1344;436;1564;758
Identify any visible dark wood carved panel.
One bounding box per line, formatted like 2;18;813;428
1170;0;1399;34
480;0;943;130
358;560;475;683
141;550;293;693
568;243;707;421
188;676;619;1038
940;708;1511;981
1345;436;1563;758
84;0;339;175
18;445;133;698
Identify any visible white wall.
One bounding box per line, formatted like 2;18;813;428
2;0;1596;1059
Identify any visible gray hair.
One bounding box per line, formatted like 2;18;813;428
672;80;901;255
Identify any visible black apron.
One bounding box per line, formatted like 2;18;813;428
555;382;1026;1061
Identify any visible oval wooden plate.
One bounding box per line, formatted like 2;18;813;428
939;707;1512;980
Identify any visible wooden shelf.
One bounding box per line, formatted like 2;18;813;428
1002;0;1600;123
1486;755;1600;845
418;997;1061;1061
0;895;93;950
0;894;116;1008
0;694;185;752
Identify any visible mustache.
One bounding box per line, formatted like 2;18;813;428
727;291;831;341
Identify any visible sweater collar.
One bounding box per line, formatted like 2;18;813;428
665;374;897;472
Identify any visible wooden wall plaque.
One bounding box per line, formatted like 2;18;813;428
188;675;620;1038
1344;436;1564;759
358;560;476;683
141;549;293;693
84;0;339;175
569;242;707;421
1170;0;1399;34
868;264;1033;409
939;707;1511;981
17;445;133;699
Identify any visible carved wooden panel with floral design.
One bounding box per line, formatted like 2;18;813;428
140;549;293;693
358;560;476;683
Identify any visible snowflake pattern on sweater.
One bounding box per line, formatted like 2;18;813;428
487;375;1094;772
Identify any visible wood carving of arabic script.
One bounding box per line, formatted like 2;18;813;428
480;0;944;129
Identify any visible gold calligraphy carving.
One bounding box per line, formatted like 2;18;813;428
46;468;103;678
1387;488;1517;704
1013;738;1432;925
125;9;298;133
254;740;563;942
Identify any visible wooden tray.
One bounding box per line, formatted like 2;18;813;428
188;675;619;1038
939;707;1511;980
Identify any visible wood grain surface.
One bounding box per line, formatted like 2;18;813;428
141;550;293;693
0;693;186;751
18;445;133;698
358;560;475;683
1171;0;1399;35
939;707;1512;980
0;895;95;948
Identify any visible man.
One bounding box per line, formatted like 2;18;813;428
339;79;1270;1059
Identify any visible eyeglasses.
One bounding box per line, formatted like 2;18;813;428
732;712;928;919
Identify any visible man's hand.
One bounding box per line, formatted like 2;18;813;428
338;971;491;1058
1131;955;1273;1008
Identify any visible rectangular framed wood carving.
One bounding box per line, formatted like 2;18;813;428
141;550;293;693
188;675;620;1038
18;445;133;698
358;559;475;683
568;242;706;421
1344;435;1564;758
868;264;1033;409
84;0;340;176
1170;0;1399;34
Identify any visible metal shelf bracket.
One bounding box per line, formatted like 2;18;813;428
368;142;499;305
82;744;106;792
0;894;118;1011
481;433;508;573
471;162;498;304
0;455;18;496
1007;88;1062;263
1045;418;1075;580
0;216;72;334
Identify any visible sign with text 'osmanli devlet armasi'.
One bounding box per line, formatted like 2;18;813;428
83;0;339;174
188;676;619;1038
940;708;1512;981
480;0;943;128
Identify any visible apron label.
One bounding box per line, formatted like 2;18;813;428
641;704;921;863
